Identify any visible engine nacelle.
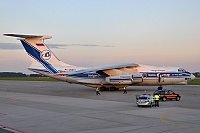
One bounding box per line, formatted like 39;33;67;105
106;74;143;85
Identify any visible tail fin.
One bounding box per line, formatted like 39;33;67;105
4;34;69;74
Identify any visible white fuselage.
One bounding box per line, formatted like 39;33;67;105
43;64;194;88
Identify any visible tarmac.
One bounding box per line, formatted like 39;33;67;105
0;80;199;133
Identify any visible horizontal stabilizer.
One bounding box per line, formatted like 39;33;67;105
4;33;52;40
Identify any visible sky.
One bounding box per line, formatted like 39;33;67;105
0;0;200;74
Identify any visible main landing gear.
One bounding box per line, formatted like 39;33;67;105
99;87;119;91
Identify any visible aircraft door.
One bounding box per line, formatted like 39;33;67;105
158;73;163;83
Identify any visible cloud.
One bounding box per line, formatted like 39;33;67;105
0;43;113;50
50;44;113;48
0;43;23;50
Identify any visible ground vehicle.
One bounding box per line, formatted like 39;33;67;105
153;90;181;101
136;94;155;107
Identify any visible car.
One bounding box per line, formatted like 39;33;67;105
153;90;181;102
136;94;155;107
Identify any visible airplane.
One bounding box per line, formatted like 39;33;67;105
4;33;195;91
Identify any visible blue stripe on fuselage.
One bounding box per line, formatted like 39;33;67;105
141;72;191;78
69;72;191;79
69;73;103;78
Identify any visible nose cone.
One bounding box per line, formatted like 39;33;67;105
191;74;195;80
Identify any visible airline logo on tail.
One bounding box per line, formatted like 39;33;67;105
41;50;51;60
36;43;51;60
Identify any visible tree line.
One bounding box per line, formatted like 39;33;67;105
193;72;200;78
0;72;45;77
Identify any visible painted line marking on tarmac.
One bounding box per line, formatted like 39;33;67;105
0;93;26;133
6;96;21;103
5;92;24;103
160;113;200;130
0;124;26;133
0;112;7;116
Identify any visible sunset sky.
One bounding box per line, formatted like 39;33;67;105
0;0;200;74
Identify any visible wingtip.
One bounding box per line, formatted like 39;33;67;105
3;33;14;36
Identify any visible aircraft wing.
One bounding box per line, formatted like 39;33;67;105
68;63;139;76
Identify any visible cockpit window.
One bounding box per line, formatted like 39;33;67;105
178;68;191;74
178;68;185;72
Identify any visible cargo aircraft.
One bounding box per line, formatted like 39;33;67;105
4;34;195;91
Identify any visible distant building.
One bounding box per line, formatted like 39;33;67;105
193;72;200;78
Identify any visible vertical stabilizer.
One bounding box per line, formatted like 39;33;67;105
4;34;71;73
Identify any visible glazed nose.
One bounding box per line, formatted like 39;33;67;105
191;74;195;80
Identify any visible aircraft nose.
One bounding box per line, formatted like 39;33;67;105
191;74;195;80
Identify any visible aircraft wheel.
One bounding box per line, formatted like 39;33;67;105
100;87;106;91
115;88;119;91
149;103;153;107
162;96;167;102
176;96;180;101
110;87;117;91
105;88;110;91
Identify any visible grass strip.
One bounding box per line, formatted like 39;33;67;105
0;77;58;82
188;78;200;85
